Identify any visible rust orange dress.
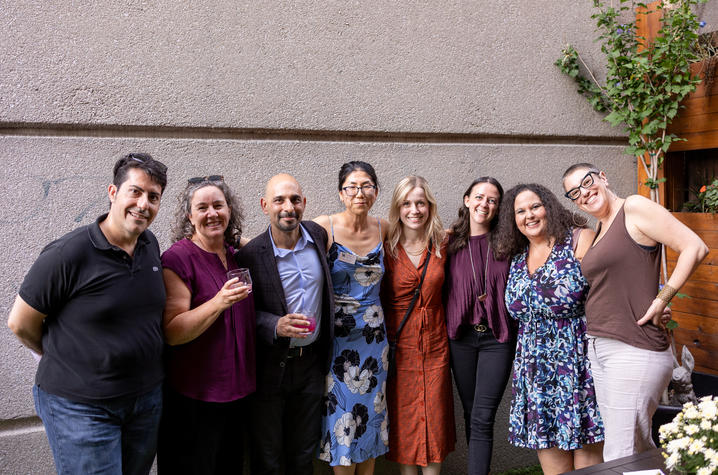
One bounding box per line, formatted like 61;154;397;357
382;242;456;466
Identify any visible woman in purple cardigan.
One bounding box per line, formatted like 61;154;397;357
157;176;255;474
444;177;517;475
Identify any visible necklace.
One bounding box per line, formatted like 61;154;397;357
467;237;490;302
403;241;426;256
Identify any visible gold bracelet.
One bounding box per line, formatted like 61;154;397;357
656;284;678;304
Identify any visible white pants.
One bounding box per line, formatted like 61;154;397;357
587;335;673;461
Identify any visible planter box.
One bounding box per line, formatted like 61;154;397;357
666;59;718;152
667;212;718;375
651;371;718;445
634;3;718;375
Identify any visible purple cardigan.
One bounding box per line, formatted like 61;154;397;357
445;234;516;342
161;238;256;402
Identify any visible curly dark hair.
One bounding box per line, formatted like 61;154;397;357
491;183;578;260
447;177;504;255
170;180;244;248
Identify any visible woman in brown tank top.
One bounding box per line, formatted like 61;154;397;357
561;163;708;462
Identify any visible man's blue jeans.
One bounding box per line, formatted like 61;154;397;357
33;384;162;475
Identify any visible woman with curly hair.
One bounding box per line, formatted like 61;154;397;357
493;183;604;475
157;176;255;474
314;161;389;474
381;176;455;475
444;177;516;475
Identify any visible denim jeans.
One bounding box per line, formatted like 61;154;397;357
34;384;162;475
450;328;515;475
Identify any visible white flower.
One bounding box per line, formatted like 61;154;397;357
381;344;389;370
688;438;704;454
354;266;382;287
339;456;352;466
325;373;335;395
374;381;386;414
700;419;711;430
697;467;712;475
336;295;361;315
698;398;717;419
363;305;384;327
685;406;700;419
685;424;700;435
380;417;389;445
334;412;356;447
344;365;372;394
319;440;331;462
665;451;680;469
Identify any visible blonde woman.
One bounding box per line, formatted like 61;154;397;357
381;176;455;475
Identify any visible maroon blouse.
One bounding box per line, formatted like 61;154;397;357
161;238;256;402
444;234;516;342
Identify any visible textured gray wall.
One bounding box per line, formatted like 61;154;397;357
1;1;644;473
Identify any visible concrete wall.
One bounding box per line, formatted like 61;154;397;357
0;1;654;473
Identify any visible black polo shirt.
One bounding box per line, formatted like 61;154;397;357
19;214;165;403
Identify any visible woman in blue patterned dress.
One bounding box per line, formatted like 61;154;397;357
314;161;389;475
492;183;604;475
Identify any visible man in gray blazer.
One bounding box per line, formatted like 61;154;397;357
239;173;334;475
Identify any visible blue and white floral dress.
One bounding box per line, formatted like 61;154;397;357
504;230;604;450
319;221;389;466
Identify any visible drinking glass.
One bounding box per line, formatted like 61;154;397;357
227;268;252;293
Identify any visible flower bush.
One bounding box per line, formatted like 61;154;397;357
659;395;718;474
683;179;718;213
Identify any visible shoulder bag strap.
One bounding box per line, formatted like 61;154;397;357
394;241;432;339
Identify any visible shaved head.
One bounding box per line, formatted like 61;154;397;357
265;174;302;200
261;174;306;235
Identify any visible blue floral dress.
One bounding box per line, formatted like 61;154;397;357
504;230;604;450
319;222;389;466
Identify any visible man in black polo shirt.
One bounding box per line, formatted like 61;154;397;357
8;153;168;475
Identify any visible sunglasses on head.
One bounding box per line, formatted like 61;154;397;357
187;175;224;184
123;153;168;174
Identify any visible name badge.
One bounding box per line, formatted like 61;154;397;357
338;251;356;264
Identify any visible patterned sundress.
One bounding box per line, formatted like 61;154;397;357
319;219;389;466
504;230;604;450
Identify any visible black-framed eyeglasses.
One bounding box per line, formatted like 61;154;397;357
188;175;224;184
342;185;377;196
564;171;599;200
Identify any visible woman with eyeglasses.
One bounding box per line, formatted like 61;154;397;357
380;176;455;475
443;177;516;475
561;163;708;461
493;183;604;475
314;161;389;475
157;176;255;474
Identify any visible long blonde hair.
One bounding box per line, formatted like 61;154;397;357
387;175;445;258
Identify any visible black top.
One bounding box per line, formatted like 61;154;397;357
19;214;165;403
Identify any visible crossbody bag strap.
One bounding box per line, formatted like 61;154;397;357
394;241;432;339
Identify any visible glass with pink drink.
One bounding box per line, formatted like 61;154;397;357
300;309;316;333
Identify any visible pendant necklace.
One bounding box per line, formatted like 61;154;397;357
467;237;490;302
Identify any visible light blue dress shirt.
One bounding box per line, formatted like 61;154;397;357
269;223;324;347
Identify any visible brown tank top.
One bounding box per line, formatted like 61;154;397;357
581;205;668;351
